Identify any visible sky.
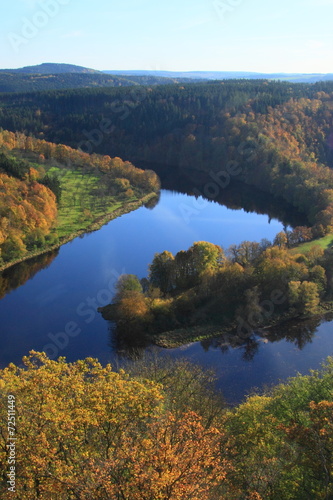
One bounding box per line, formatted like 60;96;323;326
1;0;333;73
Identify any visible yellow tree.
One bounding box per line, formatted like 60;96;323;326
82;411;229;500
0;352;232;499
0;352;163;499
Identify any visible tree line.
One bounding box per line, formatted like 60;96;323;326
0;72;198;93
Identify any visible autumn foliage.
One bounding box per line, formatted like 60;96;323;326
1;82;332;234
103;240;331;347
0;128;160;265
0;353;332;499
0;172;57;263
0;353;228;500
0;129;160;194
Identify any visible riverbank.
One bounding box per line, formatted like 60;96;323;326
0;192;157;273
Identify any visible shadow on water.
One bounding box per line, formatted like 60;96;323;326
108;322;149;361
0;251;59;299
199;315;325;359
107;312;328;362
139;162;309;229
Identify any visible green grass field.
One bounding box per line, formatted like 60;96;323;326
47;166;135;238
292;233;333;254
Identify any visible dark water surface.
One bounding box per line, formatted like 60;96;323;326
1;186;332;404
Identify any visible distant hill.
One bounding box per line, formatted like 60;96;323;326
3;63;333;83
103;69;333;83
0;63;101;75
0;72;197;93
0;63;332;93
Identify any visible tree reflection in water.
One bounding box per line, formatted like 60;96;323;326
108;313;329;361
0;251;58;299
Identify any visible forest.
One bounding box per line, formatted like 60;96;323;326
0;129;160;267
0;72;195;93
0;79;333;239
0;351;332;500
1;79;333;344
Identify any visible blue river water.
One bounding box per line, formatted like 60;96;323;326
0;189;332;404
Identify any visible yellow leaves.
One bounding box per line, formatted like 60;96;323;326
0;173;57;262
86;410;228;500
0;352;231;499
0;351;167;498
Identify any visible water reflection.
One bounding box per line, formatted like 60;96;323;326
0;164;330;404
107;313;330;362
0;164;305;305
200;315;325;359
108;322;148;360
139;162;309;229
0;251;58;299
263;316;322;350
143;193;160;210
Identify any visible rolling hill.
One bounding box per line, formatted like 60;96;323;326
0;63;101;74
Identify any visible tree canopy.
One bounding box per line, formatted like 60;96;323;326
0;352;332;499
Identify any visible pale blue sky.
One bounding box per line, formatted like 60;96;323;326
1;0;333;73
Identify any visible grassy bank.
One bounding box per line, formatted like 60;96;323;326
0;188;157;273
0;136;160;271
47;166;126;238
291;233;333;254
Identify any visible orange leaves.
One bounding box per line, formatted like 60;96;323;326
0;352;165;499
1;351;332;499
87;411;228;500
0;173;57;262
117;292;150;321
0;352;231;499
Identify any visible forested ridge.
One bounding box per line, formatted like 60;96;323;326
1;80;333;237
0;351;332;499
0;72;196;94
0;129;159;267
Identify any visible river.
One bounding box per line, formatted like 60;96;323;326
1;174;332;404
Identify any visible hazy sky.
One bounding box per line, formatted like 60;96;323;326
1;0;333;73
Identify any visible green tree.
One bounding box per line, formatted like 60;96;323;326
190;241;225;275
1;235;26;261
149;250;175;293
238;286;263;329
289;280;320;315
114;274;143;302
309;265;327;296
40;172;62;202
